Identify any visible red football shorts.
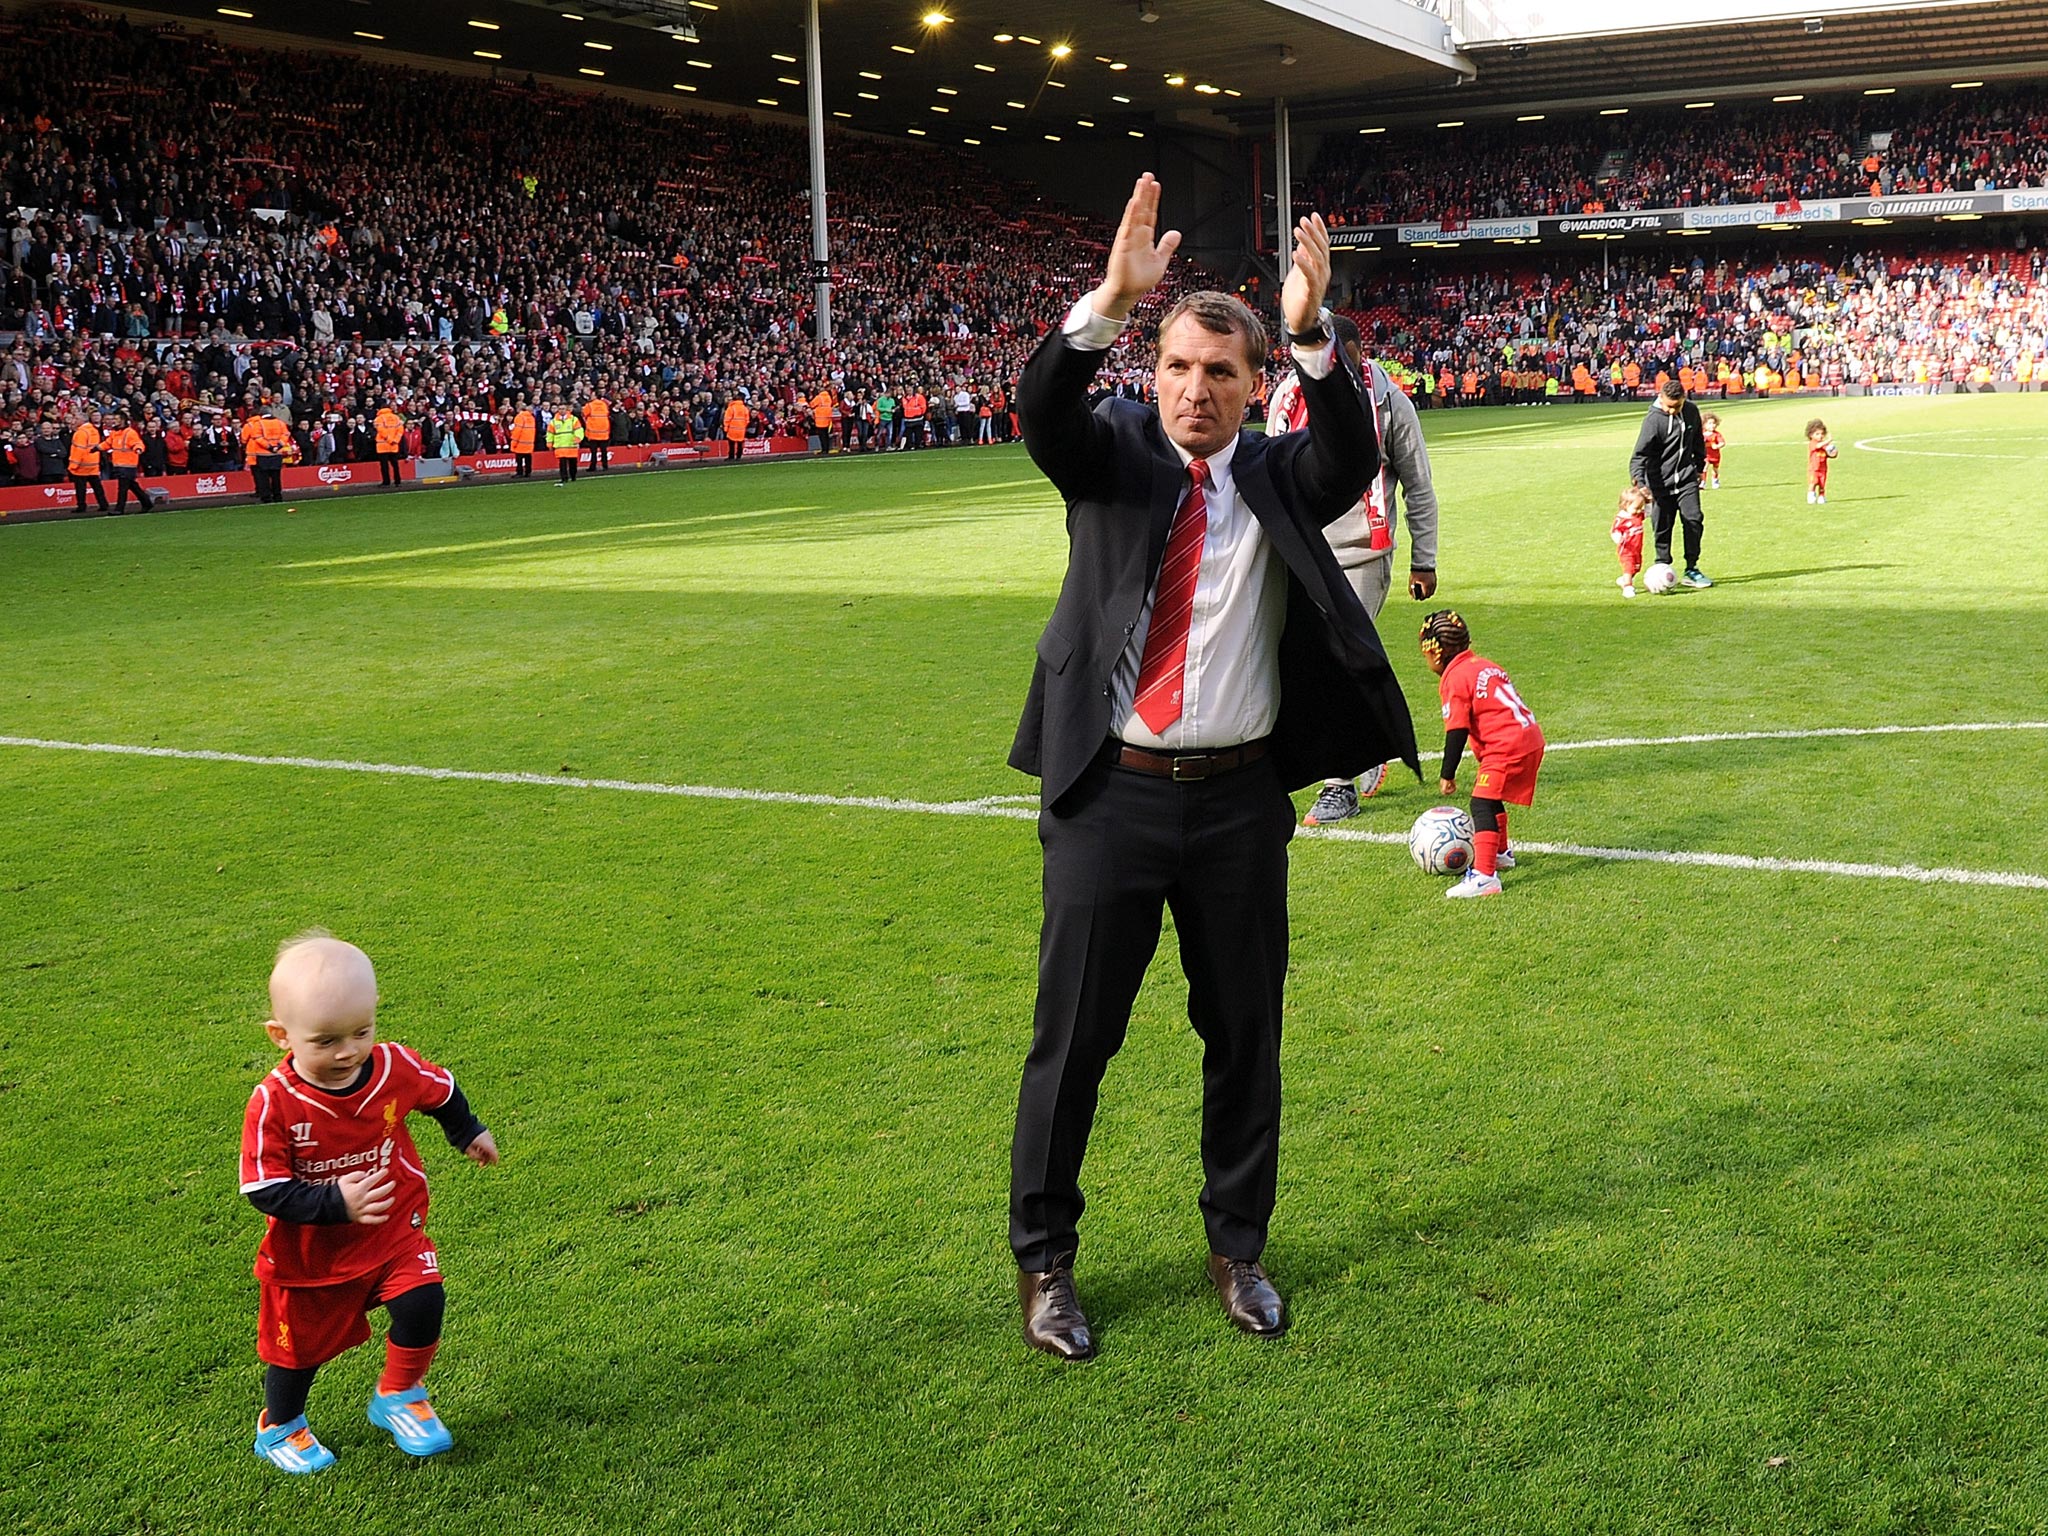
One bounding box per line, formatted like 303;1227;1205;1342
257;1238;442;1370
1617;532;1643;575
1473;748;1543;807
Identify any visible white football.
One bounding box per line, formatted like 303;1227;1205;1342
1643;562;1678;594
1410;805;1477;875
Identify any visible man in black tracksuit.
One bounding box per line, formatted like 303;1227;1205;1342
1628;379;1711;588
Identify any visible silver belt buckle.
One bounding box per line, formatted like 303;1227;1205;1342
1171;754;1207;782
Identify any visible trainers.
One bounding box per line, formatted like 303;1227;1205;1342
1357;761;1388;799
1681;568;1713;589
1446;871;1503;899
367;1386;453;1457
253;1415;336;1474
1711;476;1721;489
1494;849;1517;869
1303;782;1360;827
1815;494;1825;504
1807;489;1818;504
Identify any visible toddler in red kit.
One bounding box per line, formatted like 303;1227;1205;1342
1806;419;1837;504
1701;412;1724;489
1613;484;1649;598
240;932;499;1473
1422;611;1546;898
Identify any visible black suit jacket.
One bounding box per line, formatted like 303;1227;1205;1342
1010;325;1421;808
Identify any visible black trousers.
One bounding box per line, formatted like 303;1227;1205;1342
514;452;532;478
1011;751;1294;1272
587;439;609;471
1650;482;1704;567
378;452;401;486
112;470;151;511
253;454;283;503
71;474;108;512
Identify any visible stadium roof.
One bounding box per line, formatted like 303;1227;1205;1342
1297;0;2048;124
122;0;1470;139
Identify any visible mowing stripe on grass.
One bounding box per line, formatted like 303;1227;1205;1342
5;727;2047;891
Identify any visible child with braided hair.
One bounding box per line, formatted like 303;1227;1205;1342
1805;419;1837;505
1420;611;1546;898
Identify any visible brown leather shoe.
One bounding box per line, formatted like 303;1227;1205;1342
1207;1253;1287;1337
1018;1254;1095;1360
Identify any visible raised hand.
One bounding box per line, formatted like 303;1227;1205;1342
1280;212;1333;336
1089;173;1182;323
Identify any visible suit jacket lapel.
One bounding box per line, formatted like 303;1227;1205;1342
1232;431;1328;607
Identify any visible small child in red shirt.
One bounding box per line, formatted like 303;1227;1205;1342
1612;484;1649;598
1422;610;1547;898
1806;418;1837;504
240;932;499;1473
1700;412;1724;489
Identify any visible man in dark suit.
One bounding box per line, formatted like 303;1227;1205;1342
1008;174;1419;1361
1628;379;1711;588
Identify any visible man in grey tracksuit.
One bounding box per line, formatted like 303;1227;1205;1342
1268;314;1441;827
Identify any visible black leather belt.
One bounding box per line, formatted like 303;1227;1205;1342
1103;738;1270;782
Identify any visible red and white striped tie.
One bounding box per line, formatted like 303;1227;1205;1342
1132;457;1210;734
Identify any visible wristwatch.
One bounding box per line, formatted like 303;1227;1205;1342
1285;307;1332;349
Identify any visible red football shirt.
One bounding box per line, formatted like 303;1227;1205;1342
1439;650;1546;764
239;1041;456;1287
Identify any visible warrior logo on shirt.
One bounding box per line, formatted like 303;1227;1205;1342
288;1122;314;1146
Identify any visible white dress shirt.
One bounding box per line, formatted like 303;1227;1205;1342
1061;299;1336;750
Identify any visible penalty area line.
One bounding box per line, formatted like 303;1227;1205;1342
3;729;2045;891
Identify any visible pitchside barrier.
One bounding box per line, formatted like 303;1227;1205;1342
0;436;815;524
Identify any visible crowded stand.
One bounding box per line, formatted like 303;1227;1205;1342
1339;246;2048;404
4;1;2048;506
0;5;1200;495
1306;85;2048;226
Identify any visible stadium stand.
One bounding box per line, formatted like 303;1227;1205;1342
0;5;1197;489
1341;247;2048;402
3;2;2047;497
1306;86;2048;225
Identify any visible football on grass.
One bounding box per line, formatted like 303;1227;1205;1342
1643;561;1678;594
1409;806;1476;875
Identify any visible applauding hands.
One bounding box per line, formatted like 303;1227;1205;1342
1087;172;1332;338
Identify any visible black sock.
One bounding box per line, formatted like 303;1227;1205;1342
263;1364;318;1427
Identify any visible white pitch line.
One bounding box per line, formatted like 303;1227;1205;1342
4;728;2046;891
1303;825;2048;891
0;735;1038;821
1483;719;2048;761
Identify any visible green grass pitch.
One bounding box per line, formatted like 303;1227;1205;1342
4;392;2047;1533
